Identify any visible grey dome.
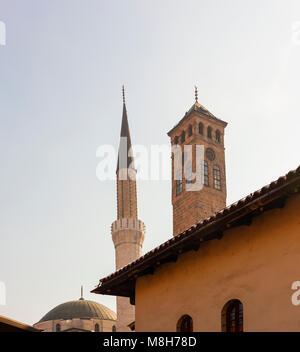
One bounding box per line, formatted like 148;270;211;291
39;299;116;323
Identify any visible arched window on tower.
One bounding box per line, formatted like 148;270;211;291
213;165;221;190
216;130;221;143
207;126;212;139
181;130;186;143
203;160;209;186
222;300;243;332
56;323;61;332
199;122;203;135
94;323;99;332
112;325;116;332
177;315;193;332
174;136;179;145
188;125;193;137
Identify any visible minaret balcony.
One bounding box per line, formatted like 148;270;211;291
111;218;145;233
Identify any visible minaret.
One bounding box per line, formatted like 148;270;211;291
111;87;145;332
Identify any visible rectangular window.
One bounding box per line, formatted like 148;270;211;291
213;166;221;190
203;161;209;186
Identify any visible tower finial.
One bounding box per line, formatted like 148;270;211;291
122;85;126;105
79;285;84;300
195;85;198;103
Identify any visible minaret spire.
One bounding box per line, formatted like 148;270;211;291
117;86;134;171
111;87;145;331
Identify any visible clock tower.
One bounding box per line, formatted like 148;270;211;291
167;88;228;236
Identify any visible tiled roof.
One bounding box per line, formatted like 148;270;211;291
92;165;300;298
167;102;227;136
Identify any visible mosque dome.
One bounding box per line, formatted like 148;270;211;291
39;299;116;323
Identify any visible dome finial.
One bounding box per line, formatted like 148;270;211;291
79;285;84;300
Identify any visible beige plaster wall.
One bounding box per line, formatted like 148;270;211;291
135;194;300;331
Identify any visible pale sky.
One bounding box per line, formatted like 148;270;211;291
1;0;300;325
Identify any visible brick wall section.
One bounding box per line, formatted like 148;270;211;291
169;110;227;236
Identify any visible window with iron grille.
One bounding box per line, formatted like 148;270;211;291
213;165;221;190
203;160;209;186
223;300;243;332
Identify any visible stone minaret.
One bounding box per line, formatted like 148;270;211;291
111;87;145;332
167;87;228;236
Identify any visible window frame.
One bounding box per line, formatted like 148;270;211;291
203;160;209;186
222;300;243;332
213;165;221;190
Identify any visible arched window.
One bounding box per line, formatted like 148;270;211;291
188;125;193;137
56;323;61;332
181;130;185;143
112;325;116;332
207;126;212;139
216;130;221;143
199;122;203;135
177;315;193;332
174;136;179;145
222;300;243;332
213;165;221;190
203;160;209;186
94;323;99;332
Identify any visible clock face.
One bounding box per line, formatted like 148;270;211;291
206;148;215;161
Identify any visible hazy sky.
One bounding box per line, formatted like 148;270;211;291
1;0;300;325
